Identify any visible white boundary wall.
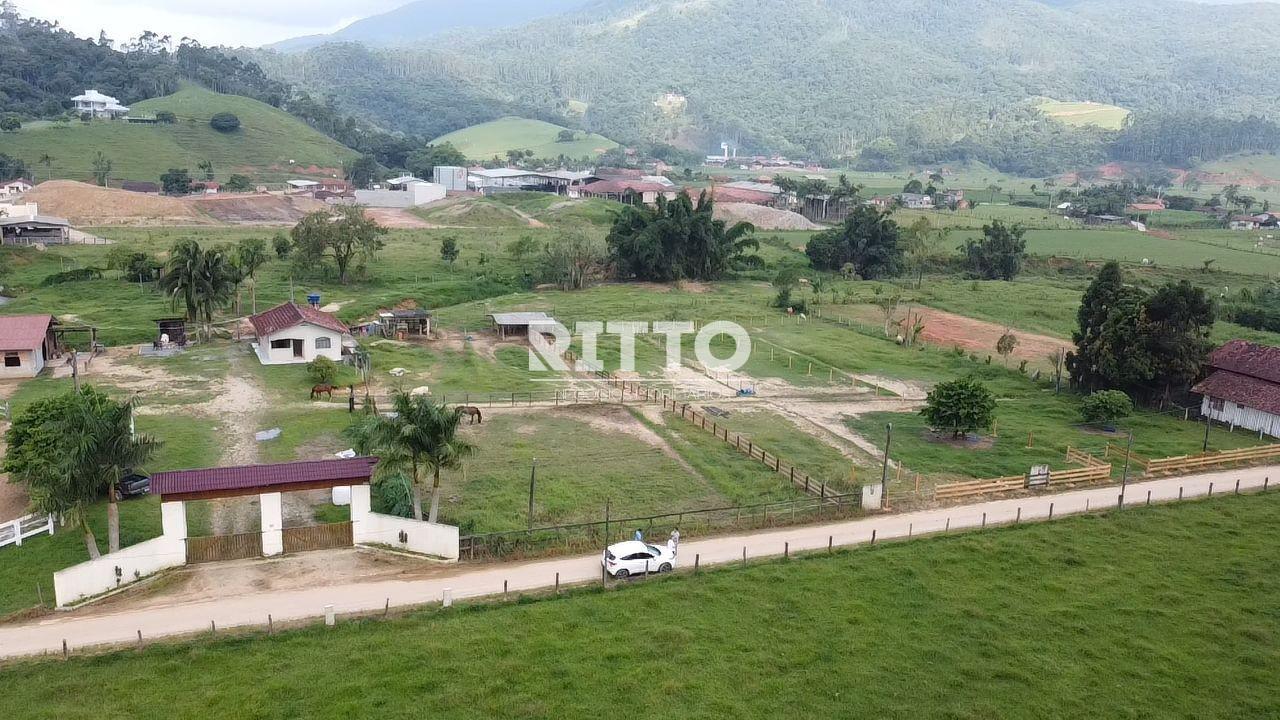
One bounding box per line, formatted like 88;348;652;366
52;501;188;607
350;485;459;560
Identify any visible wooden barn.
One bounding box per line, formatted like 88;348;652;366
1193;340;1280;439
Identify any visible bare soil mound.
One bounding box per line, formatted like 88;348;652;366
192;194;324;224
22;180;208;225
714;202;820;231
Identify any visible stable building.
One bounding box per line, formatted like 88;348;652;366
0;214;72;245
0;315;57;379
249;302;351;365
488;311;560;339
1193;340;1280;439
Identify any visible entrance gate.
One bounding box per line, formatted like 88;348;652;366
283;521;354;554
187;532;264;564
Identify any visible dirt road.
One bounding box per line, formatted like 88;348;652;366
1;465;1273;660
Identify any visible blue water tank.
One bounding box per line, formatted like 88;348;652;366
307;293;321;307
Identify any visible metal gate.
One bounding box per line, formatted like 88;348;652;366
187;532;263;564
282;521;353;554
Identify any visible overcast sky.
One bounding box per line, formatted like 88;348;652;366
16;0;406;47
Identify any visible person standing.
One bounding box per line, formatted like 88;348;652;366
668;528;680;556
634;528;643;542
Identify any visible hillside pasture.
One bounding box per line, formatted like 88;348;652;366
1035;99;1131;129
431;117;619;161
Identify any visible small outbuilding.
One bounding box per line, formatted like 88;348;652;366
0;178;33;198
378;309;432;339
487;312;560;339
0;214;72;245
0;315;58;378
249;302;351;365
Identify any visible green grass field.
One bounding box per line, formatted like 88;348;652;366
2;493;1276;718
431;117;619;161
1035;99;1131;129
4;85;356;184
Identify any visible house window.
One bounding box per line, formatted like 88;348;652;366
315;337;332;350
3;353;20;368
270;339;291;350
1209;397;1226;412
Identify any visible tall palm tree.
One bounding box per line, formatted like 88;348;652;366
160;239;236;338
38;153;54;182
345;393;474;522
61;395;159;553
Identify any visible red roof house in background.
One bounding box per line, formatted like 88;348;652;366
248;303;350;366
1193;339;1280;438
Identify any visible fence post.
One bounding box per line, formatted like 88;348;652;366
981;512;986;527
1015;507;1021;523
828;535;833;552
1235;478;1240;494
694;554;700;573
784;541;789;558
1208;482;1214;497
1146;490;1151;506
1049;502;1054;519
742;547;747;565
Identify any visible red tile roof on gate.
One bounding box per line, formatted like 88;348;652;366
249;302;348;337
151;457;379;496
0;314;52;352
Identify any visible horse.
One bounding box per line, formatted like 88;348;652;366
310;384;347;400
456;406;483;425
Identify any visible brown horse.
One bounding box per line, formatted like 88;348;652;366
456;406;483;425
310;384;347;400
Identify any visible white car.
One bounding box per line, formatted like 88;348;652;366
602;540;677;578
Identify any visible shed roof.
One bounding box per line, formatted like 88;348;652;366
0;215;70;229
0;314;53;352
151;457;378;498
1206;340;1280;385
488;311;558;327
1193;371;1280;416
249;303;349;337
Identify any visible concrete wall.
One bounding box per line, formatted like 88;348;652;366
260;492;283;556
1202;395;1280;438
354;182;446;208
253;323;344;365
0;346;43;379
53;536;186;607
350;485;459;560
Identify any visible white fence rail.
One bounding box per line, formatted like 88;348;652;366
0;513;55;548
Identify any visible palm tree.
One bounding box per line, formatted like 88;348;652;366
38;153;54;182
61;395;159;553
345;393;474;522
160;240;237;339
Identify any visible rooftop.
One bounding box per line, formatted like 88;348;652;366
151;457;379;498
488;311;558;327
0;314;53;352
249;303;349;337
1206;340;1280;385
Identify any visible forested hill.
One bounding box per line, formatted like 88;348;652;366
251;0;1280;172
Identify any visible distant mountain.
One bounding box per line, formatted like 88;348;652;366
268;0;594;52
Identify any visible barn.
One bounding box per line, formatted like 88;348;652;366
1192;340;1280;438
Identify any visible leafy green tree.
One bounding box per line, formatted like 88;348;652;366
344;393;475;522
607;192;756;281
506;235;539;260
91;151;112;186
1080;390;1133;426
539;229;607;290
37;153;54;181
272;232;291;259
902;179;924;194
405;143;467;180
160;168;192;195
290;206;387;283
343;154;380;189
196;160;214;181
440;236;460;265
307;356;339;385
771;268;800;309
234;237;269;280
1141;281;1215;402
160;239;237;337
805;205;902;279
224;174;253;192
921;377;996;438
155;110;176;124
0;115;20;132
962;220;1027;280
209;112;240;132
996;330;1019;367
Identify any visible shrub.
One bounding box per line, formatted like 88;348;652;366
155;110;176;124
0;115;21;132
921;376;996;437
209;112;240;132
1081;390;1133;426
307;356;339;385
272;233;291;259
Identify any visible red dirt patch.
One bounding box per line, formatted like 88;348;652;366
848;304;1072;366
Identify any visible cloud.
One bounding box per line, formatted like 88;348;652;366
16;0;406;46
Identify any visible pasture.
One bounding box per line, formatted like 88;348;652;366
430;117;619;161
1;493;1276;718
1035;99;1132;129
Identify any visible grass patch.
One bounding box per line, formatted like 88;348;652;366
431;116;618;160
3;494;1277;718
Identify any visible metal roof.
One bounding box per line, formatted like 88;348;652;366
151;457;379;497
0;314;52;352
488;311;558;326
0;214;70;228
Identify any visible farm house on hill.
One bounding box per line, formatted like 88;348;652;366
249;303;352;365
1192;340;1280;438
0;315;58;378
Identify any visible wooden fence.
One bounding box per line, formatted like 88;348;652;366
1104;443;1150;470
934;463;1112;501
187;533;263;564
1143;444;1280;476
1065;446;1107;468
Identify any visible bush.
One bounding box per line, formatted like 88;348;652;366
921;376;996;437
0;115;21;132
40;268;103;286
272;233;291;259
1081;390;1133;426
307;356;338;385
209;112;240;133
155;110;176;124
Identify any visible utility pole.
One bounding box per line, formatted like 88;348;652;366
1120;430;1133;496
1055;347;1065;394
527;458;537;530
1203;412;1212;453
880;423;893;498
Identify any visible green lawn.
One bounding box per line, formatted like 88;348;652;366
1035;99;1132;129
6;85;355;185
431;117;618;161
2;493;1277;718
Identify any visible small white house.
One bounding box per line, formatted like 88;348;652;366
0;315;55;379
353;181;446;208
249;303;351;366
71;90;129;119
0;178;33;198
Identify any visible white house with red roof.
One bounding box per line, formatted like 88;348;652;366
1192;340;1280;439
248;302;350;365
0;314;56;378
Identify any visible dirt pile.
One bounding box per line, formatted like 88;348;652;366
192;194;324;224
714;202;820;231
22;181;208;225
